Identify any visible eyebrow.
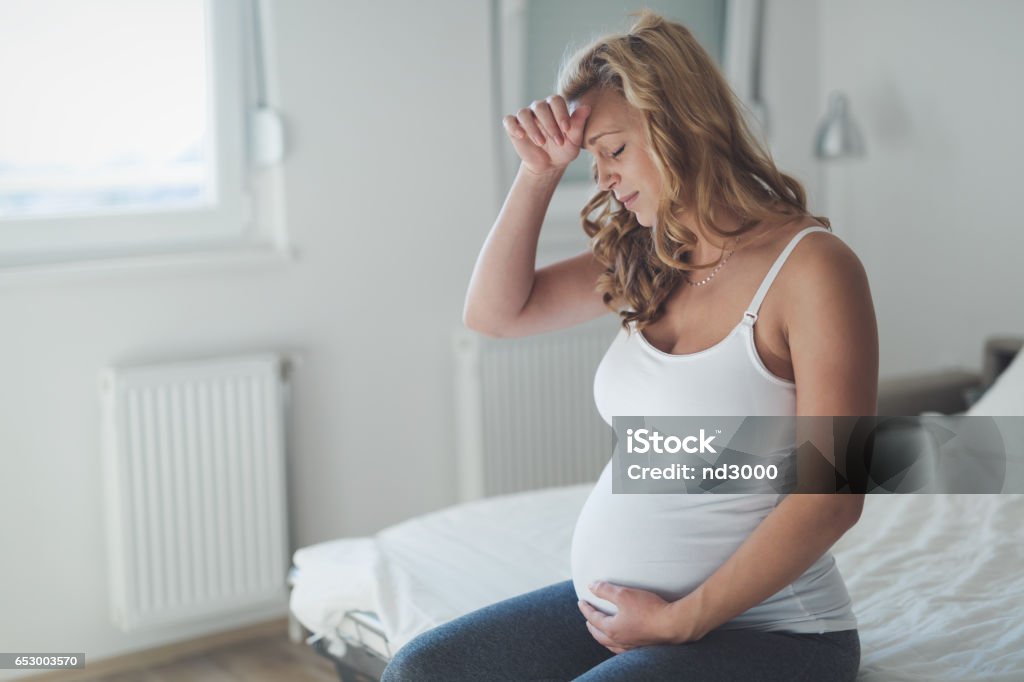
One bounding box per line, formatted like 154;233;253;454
584;129;623;149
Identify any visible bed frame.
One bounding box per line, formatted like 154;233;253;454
291;609;389;682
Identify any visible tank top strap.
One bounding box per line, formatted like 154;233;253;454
742;226;830;326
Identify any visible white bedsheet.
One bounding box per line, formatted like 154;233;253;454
832;494;1024;681
373;484;589;651
290;488;1024;680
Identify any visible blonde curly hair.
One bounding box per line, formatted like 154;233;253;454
558;11;830;333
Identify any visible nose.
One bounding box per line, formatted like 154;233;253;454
595;161;618;192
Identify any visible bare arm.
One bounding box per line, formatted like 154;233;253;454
463;97;610;337
667;235;876;640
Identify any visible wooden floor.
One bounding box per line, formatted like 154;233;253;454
90;634;353;682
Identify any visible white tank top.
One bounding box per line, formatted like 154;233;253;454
571;226;858;634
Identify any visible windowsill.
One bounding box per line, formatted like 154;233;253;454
0;242;298;289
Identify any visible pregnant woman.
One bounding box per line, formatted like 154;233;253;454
383;11;875;682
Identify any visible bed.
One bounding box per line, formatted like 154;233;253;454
289;340;1024;681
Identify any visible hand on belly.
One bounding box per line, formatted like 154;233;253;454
576;580;704;653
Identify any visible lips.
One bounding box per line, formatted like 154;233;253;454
619;192;639;209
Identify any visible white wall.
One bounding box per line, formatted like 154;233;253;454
762;0;825;219
0;0;497;673
819;0;1024;375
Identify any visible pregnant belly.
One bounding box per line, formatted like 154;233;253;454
570;464;777;615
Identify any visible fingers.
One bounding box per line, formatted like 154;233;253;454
502;115;526;141
578;600;611;630
531;98;564;145
516;106;547;147
579;600;621;649
502;95;585;173
547;95;571;136
588;580;622;606
506;97;573;147
499;94;589;146
566;103;592;145
585;621;629;654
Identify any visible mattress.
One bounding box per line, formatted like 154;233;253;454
289;488;1024;681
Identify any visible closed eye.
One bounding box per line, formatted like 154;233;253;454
590;145;626;183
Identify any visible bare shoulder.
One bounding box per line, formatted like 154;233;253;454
775;227;876;341
781;227;869;292
773;227;878;415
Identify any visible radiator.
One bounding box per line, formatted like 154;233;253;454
100;354;290;632
454;318;618;501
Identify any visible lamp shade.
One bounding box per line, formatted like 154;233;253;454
814;92;866;160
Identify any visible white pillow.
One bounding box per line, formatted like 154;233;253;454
967;349;1024;416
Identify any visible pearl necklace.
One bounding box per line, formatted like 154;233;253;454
685;236;741;287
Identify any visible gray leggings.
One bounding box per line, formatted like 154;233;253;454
381;580;860;681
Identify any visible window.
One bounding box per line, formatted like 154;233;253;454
0;0;285;269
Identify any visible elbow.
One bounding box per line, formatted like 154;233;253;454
798;494;863;531
833;494;865;529
462;307;507;339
